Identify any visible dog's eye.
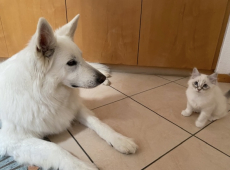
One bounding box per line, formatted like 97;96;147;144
67;60;77;66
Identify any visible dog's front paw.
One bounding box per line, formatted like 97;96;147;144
195;121;205;128
110;134;138;154
181;110;192;117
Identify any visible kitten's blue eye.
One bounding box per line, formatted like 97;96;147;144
194;81;198;86
203;84;208;88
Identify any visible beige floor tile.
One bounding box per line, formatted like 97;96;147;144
157;75;184;81
49;130;91;163
146;137;230;170
175;77;189;87
79;85;126;109
196;113;230;156
132;83;208;134
69;98;190;170
110;72;169;96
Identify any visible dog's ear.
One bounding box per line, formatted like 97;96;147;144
55;14;80;40
36;18;56;58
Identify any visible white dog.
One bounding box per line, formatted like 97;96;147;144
0;15;137;170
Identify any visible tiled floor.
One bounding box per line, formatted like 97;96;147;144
48;72;230;170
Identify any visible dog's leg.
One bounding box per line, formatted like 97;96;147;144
76;105;138;154
0;132;98;170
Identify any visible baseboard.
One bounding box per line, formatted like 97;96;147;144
107;64;213;77
218;74;230;83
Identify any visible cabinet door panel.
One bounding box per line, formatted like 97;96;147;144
0;0;66;57
138;0;228;69
66;0;141;65
0;18;8;57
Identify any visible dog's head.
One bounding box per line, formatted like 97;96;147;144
34;15;106;89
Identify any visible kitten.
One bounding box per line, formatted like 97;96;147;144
181;68;229;128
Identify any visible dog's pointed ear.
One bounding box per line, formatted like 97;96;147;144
208;73;218;84
191;67;200;79
55;14;80;40
36;18;56;58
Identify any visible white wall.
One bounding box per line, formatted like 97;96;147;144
216;17;230;74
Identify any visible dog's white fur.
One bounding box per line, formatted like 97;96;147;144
181;68;228;128
0;15;137;170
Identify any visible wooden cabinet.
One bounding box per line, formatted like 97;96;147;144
66;0;141;65
0;0;229;71
0;0;66;57
138;0;229;70
0;18;8;58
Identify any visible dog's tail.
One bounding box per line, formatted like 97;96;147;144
88;62;111;85
225;90;230;99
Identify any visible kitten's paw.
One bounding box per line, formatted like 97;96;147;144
110;134;138;154
195;121;205;128
181;110;192;117
208;116;218;121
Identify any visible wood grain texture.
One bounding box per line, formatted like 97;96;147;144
0;17;8;58
0;0;66;57
66;0;141;65
212;0;230;69
138;0;228;69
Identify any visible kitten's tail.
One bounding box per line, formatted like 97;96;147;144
224;90;230;99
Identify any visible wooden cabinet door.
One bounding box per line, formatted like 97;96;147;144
0;18;8;58
0;0;66;57
66;0;141;65
138;0;228;70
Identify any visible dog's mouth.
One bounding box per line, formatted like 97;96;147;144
71;84;79;88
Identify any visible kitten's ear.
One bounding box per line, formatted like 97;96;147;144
208;73;218;84
36;18;56;58
191;68;200;79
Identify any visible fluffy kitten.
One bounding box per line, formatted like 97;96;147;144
181;68;229;128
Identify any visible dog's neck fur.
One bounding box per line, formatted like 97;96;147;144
0;38;79;138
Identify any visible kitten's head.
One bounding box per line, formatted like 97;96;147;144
188;68;218;93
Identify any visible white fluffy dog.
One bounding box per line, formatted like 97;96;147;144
0;15;137;170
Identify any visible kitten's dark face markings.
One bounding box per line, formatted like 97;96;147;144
193;80;209;92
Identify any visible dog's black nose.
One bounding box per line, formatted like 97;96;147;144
96;74;106;84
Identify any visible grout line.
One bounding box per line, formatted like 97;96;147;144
67;130;95;164
92;97;128;110
129;82;173;97
110;85;193;135
155;75;185;82
64;0;68;23
173;81;187;88
141;135;193;170
130;97;192;135
136;0;143;65
130;76;188;97
193;120;215;136
142;120;218;169
110;86;129;97
194;136;230;157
